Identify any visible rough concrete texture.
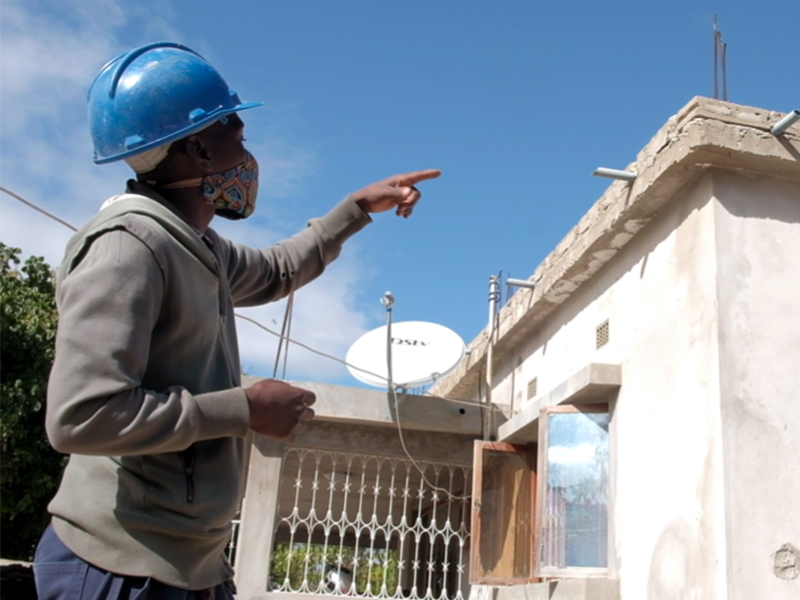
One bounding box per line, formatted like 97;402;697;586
241;376;482;435
773;544;799;581
235;435;284;598
430;97;800;401
493;578;620;600
290;420;475;464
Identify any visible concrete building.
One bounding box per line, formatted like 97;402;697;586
233;98;800;600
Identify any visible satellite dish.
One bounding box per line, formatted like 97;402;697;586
346;321;466;388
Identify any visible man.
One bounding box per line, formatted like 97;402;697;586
33;42;439;599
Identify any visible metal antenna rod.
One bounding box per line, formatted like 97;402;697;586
721;36;728;101
712;15;729;101
483;275;501;440
380;291;395;386
713;15;719;99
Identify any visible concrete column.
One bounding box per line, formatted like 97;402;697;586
234;435;285;599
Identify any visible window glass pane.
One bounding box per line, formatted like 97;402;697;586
541;411;609;569
476;448;533;579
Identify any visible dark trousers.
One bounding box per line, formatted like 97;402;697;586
33;525;235;600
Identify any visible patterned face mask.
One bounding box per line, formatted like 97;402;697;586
202;151;259;220
160;151;259;220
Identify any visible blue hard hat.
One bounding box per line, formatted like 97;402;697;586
88;42;262;164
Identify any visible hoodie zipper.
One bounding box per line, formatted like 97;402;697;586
208;246;237;383
178;447;196;503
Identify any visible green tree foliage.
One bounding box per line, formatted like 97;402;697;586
1;243;65;560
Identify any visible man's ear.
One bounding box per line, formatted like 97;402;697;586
183;134;214;172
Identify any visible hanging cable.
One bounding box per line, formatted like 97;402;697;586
235;312;492;410
237;312;390;384
281;293;294;380
272;291;295;379
4;183;496;415
381;291;471;501
1;185;78;231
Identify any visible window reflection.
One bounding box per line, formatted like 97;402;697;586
541;410;609;569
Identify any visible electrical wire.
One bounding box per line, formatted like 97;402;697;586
382;293;472;501
235;311;492;410
1;185;78;232
7;183;480;504
272;291;294;379
235;312;394;384
281;293;294;380
3;183;495;416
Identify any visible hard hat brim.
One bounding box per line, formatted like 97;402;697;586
93;101;264;165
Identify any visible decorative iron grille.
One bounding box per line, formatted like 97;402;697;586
227;518;241;566
270;447;472;600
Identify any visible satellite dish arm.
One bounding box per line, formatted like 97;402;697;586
381;291;395;389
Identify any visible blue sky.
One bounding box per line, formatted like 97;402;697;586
1;0;798;386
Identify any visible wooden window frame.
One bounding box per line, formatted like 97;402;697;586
470;441;539;585
535;404;609;579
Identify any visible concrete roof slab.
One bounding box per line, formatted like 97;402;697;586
497;363;621;443
431;97;800;400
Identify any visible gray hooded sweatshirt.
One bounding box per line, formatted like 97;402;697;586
45;181;370;589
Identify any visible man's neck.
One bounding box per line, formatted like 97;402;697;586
153;187;216;233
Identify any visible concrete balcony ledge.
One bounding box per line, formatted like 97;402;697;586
493;578;620;600
498;363;621;443
241;377;483;436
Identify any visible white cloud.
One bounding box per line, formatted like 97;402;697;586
0;0;176;245
0;199;74;267
0;0;372;385
548;443;598;465
246;134;321;206
235;255;372;382
0;0;138;263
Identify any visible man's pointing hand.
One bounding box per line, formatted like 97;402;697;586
351;169;441;218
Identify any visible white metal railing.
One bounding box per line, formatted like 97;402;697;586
227;518;241;566
270;447;472;600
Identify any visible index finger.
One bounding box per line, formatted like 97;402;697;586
390;169;442;187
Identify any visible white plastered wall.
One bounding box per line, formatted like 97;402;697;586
491;171;730;599
713;171;800;599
